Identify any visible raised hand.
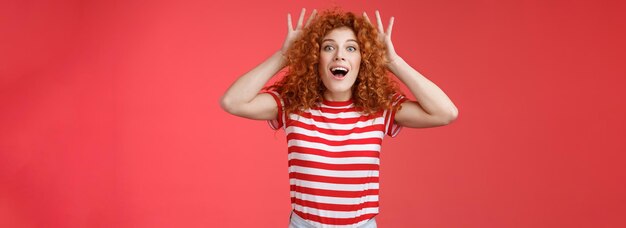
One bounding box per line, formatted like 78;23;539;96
363;10;399;64
281;8;317;55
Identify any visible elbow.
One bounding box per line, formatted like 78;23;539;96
440;107;459;125
219;95;238;115
448;107;459;124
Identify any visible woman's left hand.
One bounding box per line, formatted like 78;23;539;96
363;10;400;65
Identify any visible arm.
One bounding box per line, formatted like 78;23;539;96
219;51;285;120
365;11;458;128
220;8;316;120
388;56;458;128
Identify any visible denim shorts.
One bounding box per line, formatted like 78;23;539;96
288;211;377;228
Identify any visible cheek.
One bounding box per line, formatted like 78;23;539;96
352;58;362;72
318;55;331;68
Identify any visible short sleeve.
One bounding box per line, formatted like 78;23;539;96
262;90;285;130
384;93;409;137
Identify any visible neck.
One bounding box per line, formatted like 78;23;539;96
323;90;352;102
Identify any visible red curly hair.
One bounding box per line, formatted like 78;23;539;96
267;8;402;117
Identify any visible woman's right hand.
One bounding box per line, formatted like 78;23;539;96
281;8;317;55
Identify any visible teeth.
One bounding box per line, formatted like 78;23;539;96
331;67;348;71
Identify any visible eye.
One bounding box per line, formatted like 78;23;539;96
346;46;357;52
323;45;335;51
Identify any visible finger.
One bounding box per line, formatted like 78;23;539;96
287;13;293;31
387;16;394;37
296;8;306;29
375;10;384;34
305;9;317;27
363;12;372;25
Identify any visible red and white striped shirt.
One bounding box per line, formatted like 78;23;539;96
265;91;407;228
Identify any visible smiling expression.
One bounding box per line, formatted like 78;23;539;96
318;27;362;101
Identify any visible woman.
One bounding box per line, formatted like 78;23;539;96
221;8;458;228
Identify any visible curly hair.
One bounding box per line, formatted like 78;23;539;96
267;8;402;117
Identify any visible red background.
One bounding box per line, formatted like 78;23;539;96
1;0;625;227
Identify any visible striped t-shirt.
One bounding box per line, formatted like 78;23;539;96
264;91;408;228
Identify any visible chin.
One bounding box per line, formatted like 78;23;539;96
323;81;355;94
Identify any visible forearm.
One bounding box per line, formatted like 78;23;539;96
221;51;285;107
387;56;458;117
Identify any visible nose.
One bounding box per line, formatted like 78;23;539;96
333;46;347;61
334;51;345;61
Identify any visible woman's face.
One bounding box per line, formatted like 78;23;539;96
318;27;362;99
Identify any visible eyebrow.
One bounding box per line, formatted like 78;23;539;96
322;39;359;44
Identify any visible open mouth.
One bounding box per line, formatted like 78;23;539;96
330;67;349;79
